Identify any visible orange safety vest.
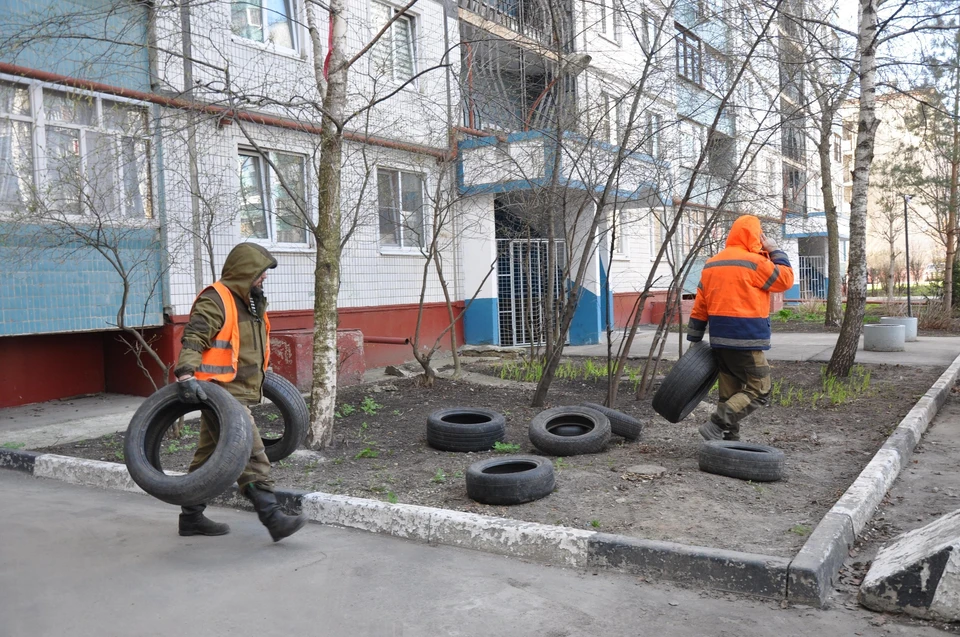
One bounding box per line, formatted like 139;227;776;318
195;281;271;382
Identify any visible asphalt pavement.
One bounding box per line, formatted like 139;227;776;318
0;471;948;637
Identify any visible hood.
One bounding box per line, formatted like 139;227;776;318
219;243;277;302
725;215;763;253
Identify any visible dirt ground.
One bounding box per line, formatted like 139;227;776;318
46;356;945;559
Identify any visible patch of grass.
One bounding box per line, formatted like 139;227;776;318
336;404;356;418
277;459;291;468
387;491;399;504
590;519;601;528
1;441;26;449
497;360;545;382
432;468;447;484
453;470;464;479
789;524;812;536
493;441;521;453
333;457;344;465
360;397;383;415
391;409;402;416
266;413;280;422
355;446;379;459
554;457;569;471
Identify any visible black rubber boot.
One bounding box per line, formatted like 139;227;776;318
246;485;307;542
179;504;230;537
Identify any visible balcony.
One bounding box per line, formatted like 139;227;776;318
458;0;572;50
458;129;666;205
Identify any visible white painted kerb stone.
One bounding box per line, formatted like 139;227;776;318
301;491;594;567
34;454;145;494
860;508;960;621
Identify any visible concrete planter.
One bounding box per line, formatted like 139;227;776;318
863;324;906;352
880;316;918;342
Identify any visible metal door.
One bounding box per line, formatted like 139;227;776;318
496;238;565;346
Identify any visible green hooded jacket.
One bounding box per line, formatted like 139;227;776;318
174;243;278;404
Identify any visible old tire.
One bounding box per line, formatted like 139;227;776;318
465;455;555;505
528;406;610;456
651;341;719;423
125;381;253;507
427;408;506;452
261;371;309;462
698;441;784;482
581;402;643;440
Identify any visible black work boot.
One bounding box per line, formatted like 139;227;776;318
179;504;230;537
245;484;307;542
699;421;725;441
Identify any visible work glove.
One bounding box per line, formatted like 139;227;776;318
177;376;207;404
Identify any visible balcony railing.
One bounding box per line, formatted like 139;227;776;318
459;0;564;47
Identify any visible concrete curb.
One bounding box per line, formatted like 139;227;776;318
786;352;960;606
4;353;959;604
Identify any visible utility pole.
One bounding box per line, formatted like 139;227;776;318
903;194;912;317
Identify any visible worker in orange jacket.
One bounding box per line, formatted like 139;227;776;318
686;215;794;441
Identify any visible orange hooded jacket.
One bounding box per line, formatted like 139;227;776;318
686;215;794;350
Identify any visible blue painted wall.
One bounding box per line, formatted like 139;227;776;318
569;286;602;345
0;0;151;90
463;297;499;345
0;224;164;336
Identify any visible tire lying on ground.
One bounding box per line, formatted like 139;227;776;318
466;455;556;505
261;371;309;463
427;408;506;452
528;406;611;456
125;381;254;507
698;441;784;482
580;402;643;440
651;341;719;423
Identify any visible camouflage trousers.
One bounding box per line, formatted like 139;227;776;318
188;404;274;494
710;349;772;438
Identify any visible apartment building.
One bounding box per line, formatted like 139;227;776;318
0;0;843;407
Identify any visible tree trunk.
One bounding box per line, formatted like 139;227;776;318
945;54;960;310
305;3;348;449
819;108;843;326
887;225;897;304
828;0;878;378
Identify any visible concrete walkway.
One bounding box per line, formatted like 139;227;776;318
565;329;960;367
1;470;945;637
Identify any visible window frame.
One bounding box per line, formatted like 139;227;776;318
675;26;702;85
371;1;419;85
237;148;311;249
230;0;300;55
644;111;662;158
599;0;623;45
609;207;628;258
377;166;428;252
0;77;154;222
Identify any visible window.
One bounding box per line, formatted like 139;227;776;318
609;208;626;256
601;92;621;145
378;168;425;249
239;151;308;245
0;80;152;219
648;210;661;261
600;0;622;43
231;0;297;51
676;27;702;84
679;120;705;167
766;157;778;193
372;2;417;82
641;10;657;54
832;133;841;162
644;111;661;158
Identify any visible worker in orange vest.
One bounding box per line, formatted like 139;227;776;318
174;243;306;541
687;215;795;441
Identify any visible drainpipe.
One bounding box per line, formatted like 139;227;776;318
145;4;172;317
180;0;205;292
